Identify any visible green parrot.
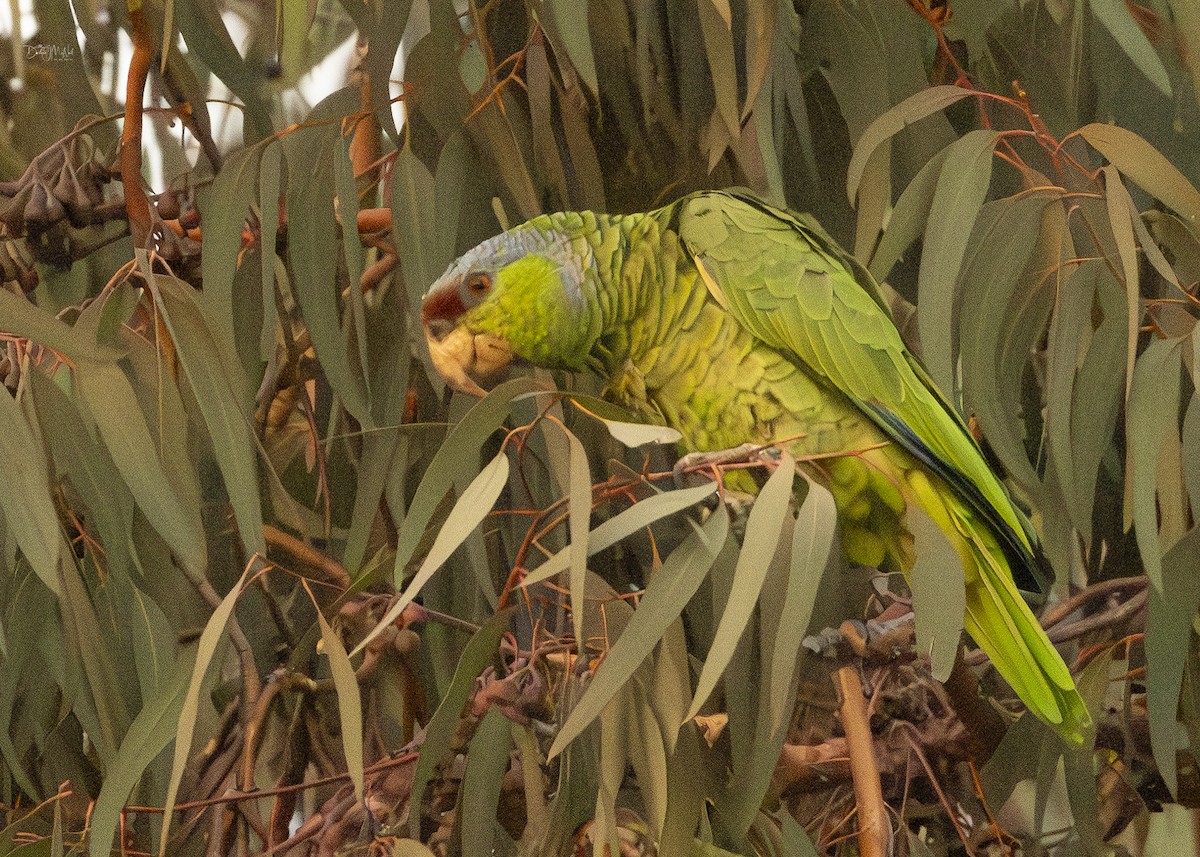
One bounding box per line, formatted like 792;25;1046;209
420;189;1090;744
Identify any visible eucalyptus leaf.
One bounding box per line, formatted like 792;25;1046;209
460;707;515;856
549;506;729;758
1147;525;1200;795
1081;124;1200;233
846;85;974;204
409;611;511;838
1089;0;1172;98
315;602;364;802
87;655;194;857
158;566;250;852
686;453;795;720
520;482;717;588
0;374;66;597
1128;337;1185;590
354;452;509;657
917;129;999;398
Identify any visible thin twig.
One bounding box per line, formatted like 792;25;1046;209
121;8;154;247
835;663;890;857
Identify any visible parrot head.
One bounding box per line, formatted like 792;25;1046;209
421;220;597;395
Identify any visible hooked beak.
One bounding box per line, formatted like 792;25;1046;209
422;319;515;398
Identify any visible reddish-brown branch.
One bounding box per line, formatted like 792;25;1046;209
835;663;890;857
121;8;154;247
125;751;420;815
262;525;352;590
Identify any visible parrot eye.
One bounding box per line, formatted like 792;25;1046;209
465;272;492;297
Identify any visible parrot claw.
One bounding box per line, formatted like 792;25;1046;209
671;442;767;489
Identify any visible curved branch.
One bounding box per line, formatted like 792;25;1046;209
120;8;154;247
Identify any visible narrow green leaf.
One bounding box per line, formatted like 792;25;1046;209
908;505;966;681
1147;526;1200;795
868;143;953;282
0;376;65;596
357;0;412;142
512;724;550;841
88;655;194;857
597;418;682;447
159;566;251;853
470;103;542;221
629;680;670;835
26;366;137;582
1104;166;1145;404
1069;263;1126;539
660;724;706;857
917;129;1000;397
51;794;63;857
557;423;592;651
696;0;739;140
852;145;891;262
768;477;836;724
980;712;1053;811
548;507;729;758
0;289;121;363
344;431;404;576
1081;124;1200;232
393;376;539;578
1045;261;1091;533
687;454;796;720
1182;390;1200;515
538;0;599;97
460;706;515;856
1089;0;1172;97
846;85;974;204
57;557;129;762
74;360;207;575
1063;736;1104;852
741;0;777;123
392;142;438;316
315;605;364;802
198;147;261;372
649;617;692;755
779;810;822;857
958;195;1054;496
520;482;718;588
714;510;794;840
259;141;282;362
335;131;371;400
354;452;509;657
284;125;371;425
152;274;266;558
1128;337;1185;589
409;611;510;838
433;130;469;267
173;0;272;138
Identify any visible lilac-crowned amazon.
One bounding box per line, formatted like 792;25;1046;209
421;189;1089;744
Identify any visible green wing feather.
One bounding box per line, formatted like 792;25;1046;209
675;190;1040;581
673;190;1088;741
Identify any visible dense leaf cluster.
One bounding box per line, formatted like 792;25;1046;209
1;0;1199;855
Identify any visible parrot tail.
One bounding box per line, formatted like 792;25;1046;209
906;469;1092;745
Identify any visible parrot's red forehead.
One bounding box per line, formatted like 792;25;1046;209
420;286;467;326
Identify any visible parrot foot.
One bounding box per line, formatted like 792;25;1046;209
802;613;916;662
672;442;772;489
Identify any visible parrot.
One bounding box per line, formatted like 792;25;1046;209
420;188;1090;745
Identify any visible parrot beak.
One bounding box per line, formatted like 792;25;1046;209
423;322;515;397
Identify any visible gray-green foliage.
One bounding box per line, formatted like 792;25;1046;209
0;0;1199;854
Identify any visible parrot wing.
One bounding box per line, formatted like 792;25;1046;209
675;189;1043;591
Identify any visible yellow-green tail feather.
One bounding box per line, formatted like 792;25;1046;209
907;470;1091;745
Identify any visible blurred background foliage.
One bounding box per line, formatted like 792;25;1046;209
1;0;1200;854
